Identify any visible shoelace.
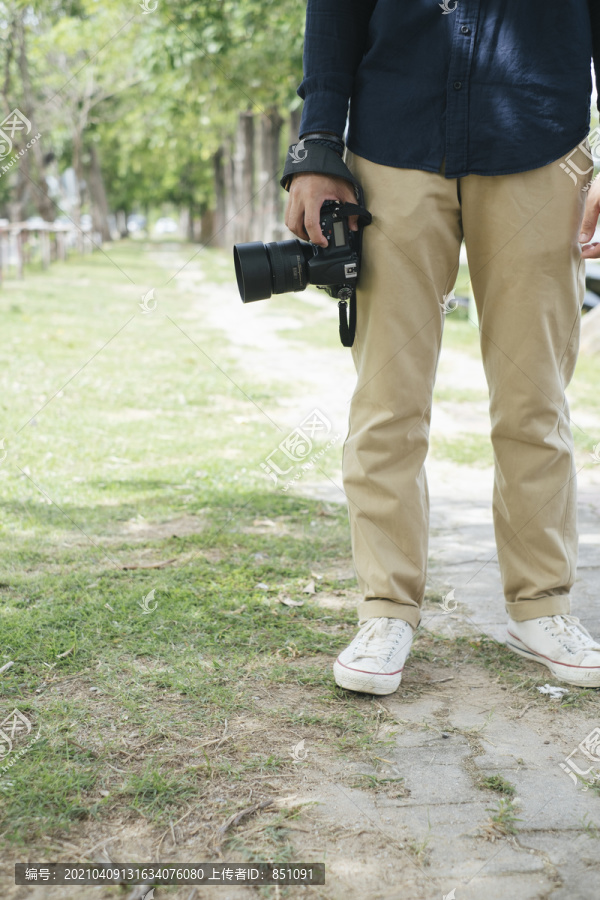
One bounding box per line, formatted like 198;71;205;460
544;615;600;654
354;617;411;662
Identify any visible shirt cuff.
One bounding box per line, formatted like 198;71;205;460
298;89;350;140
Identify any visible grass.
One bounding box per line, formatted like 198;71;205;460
350;773;408;801
569;351;600;417
580;814;600;838
433;386;488;403
406;827;432;867
478;775;516;796
429;433;494;468
485;799;521;836
0;241;363;847
0;482;364;842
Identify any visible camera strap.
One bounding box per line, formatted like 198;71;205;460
281;143;372;347
281;141;359;193
338;293;357;348
332;201;370;347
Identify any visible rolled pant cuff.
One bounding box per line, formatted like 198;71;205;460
506;594;571;623
357;599;421;630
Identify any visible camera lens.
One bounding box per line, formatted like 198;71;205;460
234;242;273;303
233;239;313;303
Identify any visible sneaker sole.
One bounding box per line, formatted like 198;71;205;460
333;659;403;695
506;633;600;687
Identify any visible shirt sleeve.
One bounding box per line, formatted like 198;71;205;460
589;0;600;114
298;0;378;139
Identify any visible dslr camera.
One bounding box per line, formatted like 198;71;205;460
233;201;360;305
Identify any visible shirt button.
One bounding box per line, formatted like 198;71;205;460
453;81;462;90
460;25;471;35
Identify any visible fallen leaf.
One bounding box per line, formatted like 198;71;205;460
302;580;316;594
276;642;301;658
212;800;274;852
254;582;270;591
278;595;304;607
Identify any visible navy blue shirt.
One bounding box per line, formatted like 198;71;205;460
298;0;600;178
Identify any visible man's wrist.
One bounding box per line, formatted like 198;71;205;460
299;131;345;157
283;134;347;191
300;130;344;142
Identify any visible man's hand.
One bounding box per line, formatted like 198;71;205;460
285;173;359;248
579;176;600;259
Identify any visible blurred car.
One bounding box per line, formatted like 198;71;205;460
153;217;178;235
127;214;147;234
584;253;600;311
583;289;600;312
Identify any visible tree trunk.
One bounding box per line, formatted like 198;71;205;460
254;119;266;240
116;210;127;237
212;146;226;248
16;15;54;222
223;141;237;250
87;144;111;241
7;164;28;223
200;208;214;246
232;111;254;244
70;135;84;251
187;205;195;242
257;108;283;241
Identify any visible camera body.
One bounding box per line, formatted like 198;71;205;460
233;200;361;305
306;201;359;300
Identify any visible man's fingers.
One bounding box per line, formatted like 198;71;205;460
286;175;362;244
580;198;600;242
581;241;600;259
286;196;304;241
305;205;327;246
285;192;300;234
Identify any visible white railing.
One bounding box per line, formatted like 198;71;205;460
0;221;100;284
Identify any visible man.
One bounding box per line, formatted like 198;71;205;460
284;0;600;695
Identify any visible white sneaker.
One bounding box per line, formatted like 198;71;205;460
507;615;600;687
333;617;414;695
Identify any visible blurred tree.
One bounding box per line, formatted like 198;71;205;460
158;0;305;242
0;0;307;241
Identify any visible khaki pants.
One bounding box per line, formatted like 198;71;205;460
343;144;590;630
